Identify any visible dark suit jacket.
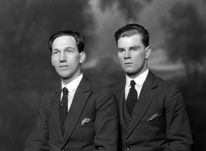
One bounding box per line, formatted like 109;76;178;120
112;71;193;151
24;76;119;151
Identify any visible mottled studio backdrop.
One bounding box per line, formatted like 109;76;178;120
0;0;206;151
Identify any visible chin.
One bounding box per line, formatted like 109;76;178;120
124;68;135;74
58;73;71;79
125;70;138;76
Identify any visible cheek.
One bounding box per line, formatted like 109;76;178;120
132;55;145;65
118;54;124;62
119;59;125;66
135;52;145;60
74;55;81;63
68;55;81;65
51;58;57;66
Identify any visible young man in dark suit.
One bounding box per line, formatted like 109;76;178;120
24;30;119;151
112;23;193;151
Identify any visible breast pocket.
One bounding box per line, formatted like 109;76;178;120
145;113;165;129
79;117;95;137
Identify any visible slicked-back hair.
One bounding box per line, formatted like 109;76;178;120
48;30;85;53
114;23;150;47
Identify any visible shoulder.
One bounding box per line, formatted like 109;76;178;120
149;71;179;90
109;77;125;93
89;79;113;97
149;71;183;100
40;86;60;104
43;86;60;97
84;77;118;108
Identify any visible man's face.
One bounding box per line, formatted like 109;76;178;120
51;36;85;82
117;34;151;79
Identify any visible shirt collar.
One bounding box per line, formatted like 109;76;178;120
126;69;149;87
61;74;83;92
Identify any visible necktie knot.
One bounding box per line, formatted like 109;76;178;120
63;87;68;95
130;80;136;88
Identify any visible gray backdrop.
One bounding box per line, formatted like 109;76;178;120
0;0;206;150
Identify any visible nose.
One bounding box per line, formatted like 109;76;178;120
124;50;131;59
60;52;66;62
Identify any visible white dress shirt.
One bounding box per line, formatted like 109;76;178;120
61;74;83;111
125;69;149;100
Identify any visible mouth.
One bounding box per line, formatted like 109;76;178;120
124;62;133;65
59;65;68;68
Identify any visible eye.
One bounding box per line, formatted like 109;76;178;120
52;51;59;55
130;46;141;51
117;48;125;53
65;48;75;53
68;50;73;53
130;47;138;51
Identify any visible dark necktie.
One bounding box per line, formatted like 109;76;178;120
59;87;68;135
126;80;138;116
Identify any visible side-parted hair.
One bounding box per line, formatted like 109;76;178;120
114;23;150;47
48;30;85;53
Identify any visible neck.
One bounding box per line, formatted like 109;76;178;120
61;73;82;85
127;66;148;79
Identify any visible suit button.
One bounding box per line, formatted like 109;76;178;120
61;150;64;151
126;146;130;150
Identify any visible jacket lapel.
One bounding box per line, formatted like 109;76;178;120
116;79;128;130
50;88;64;142
126;71;157;139
63;76;92;142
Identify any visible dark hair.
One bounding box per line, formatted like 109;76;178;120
114;23;150;47
48;30;85;52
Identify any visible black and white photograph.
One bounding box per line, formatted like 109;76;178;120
0;0;206;151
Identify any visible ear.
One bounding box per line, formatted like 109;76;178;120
79;52;86;63
145;46;151;59
51;56;55;66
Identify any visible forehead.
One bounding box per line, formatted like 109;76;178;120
52;35;76;49
117;34;143;47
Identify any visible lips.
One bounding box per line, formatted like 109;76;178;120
59;65;68;68
125;62;133;65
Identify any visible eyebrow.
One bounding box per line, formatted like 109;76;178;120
117;48;125;51
52;49;60;52
129;45;140;49
65;47;76;51
117;45;141;50
52;47;76;51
